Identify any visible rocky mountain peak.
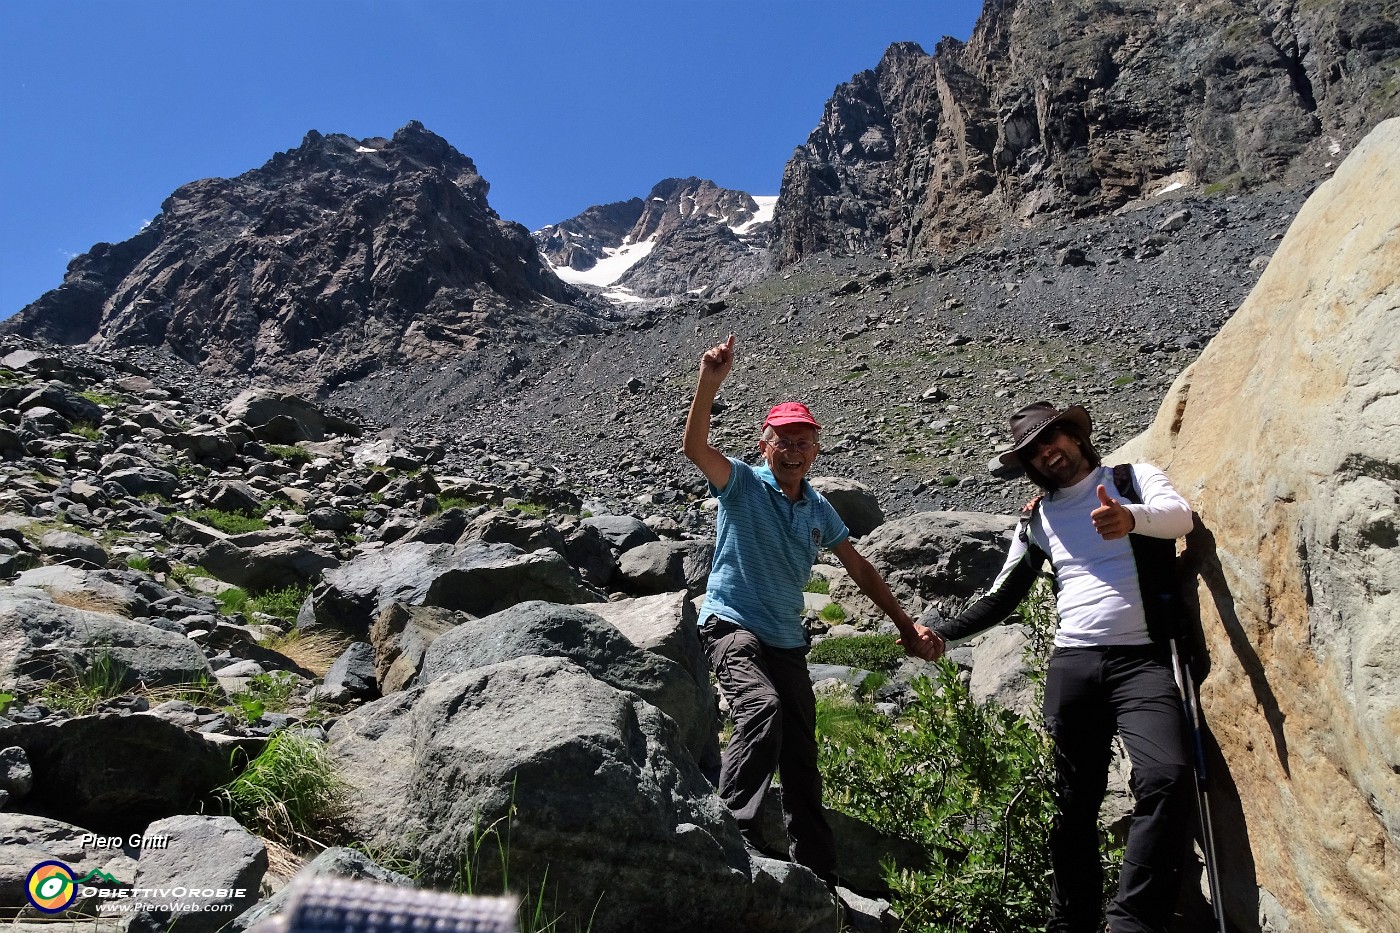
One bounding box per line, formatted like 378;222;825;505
1;122;608;388
534;177;773;302
770;0;1399;267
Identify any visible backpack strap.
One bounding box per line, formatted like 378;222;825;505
1111;463;1185;643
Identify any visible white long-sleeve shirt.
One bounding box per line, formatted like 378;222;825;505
941;463;1193;647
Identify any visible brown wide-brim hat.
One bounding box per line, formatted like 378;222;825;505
996;401;1092;466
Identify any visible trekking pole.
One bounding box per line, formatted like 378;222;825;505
1170;639;1228;933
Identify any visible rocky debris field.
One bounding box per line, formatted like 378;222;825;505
0;333;1056;932
327;184;1307;523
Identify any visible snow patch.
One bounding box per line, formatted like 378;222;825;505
1155;182;1185;196
550;240;656;287
355;146;377;153
733;196;778;235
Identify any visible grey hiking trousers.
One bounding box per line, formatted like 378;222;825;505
699;615;836;885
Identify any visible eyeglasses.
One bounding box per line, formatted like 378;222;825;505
764;437;817;453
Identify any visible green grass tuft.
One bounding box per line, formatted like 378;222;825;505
803;575;830;595
809;633;903;672
186;508;268;534
215;730;346;845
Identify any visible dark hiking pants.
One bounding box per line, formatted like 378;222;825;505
1043;645;1194;933
699;615;836;885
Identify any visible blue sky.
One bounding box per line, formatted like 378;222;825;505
0;0;983;319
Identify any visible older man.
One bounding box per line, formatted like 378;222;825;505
932;401;1195;933
682;333;942;886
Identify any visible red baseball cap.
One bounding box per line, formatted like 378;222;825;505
762;402;821;431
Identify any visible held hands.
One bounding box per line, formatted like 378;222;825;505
699;333;735;387
1091;484;1135;540
898;623;945;662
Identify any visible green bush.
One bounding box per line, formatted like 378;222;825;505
803;575;831;595
215;730;345;844
821;664;1056;931
819;602;847;623
808;633;903;672
815;582;1092;932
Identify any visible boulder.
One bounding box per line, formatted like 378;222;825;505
0;813;136;912
1113;119;1400;932
200;528;339;592
419;600;713;762
967;623;1035;719
582;514;658;552
300;541;603;637
13;566;148;618
562;521;618;589
369;603;462;693
225;389;360;442
0;587;212;692
315;642;379;704
37;530;108;569
615;539;714;598
831;511;1015;623
124;815;266;933
0;714;260;835
810;476;884;537
458;508;568;557
202;480;263;515
226;846;413;933
328;655;835;933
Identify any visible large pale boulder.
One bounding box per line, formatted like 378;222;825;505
1116;119;1400;933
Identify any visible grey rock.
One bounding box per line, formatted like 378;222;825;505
0;713;260;835
301;541;602;637
104;466;178;499
317;642;379;704
967;623;1036;719
0;587;212;693
0;746;33;798
831;511;1016;623
329;655;835;933
38;530;108;569
615;539;714;599
203;480;263;515
369;602;463;694
226;389;360;442
582;514;659;551
419;600;713;761
810;476;884;537
226;846;413;933
459;508;568;557
200;528;339;592
562;521;618;589
124;815;266;933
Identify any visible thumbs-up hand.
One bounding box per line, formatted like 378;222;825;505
1091;484;1135;540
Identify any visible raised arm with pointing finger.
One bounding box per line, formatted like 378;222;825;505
682;333;942;891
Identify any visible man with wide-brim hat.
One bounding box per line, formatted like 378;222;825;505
930;400;1196;933
682;332;943;891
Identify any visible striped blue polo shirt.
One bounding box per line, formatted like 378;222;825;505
699;457;849;649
